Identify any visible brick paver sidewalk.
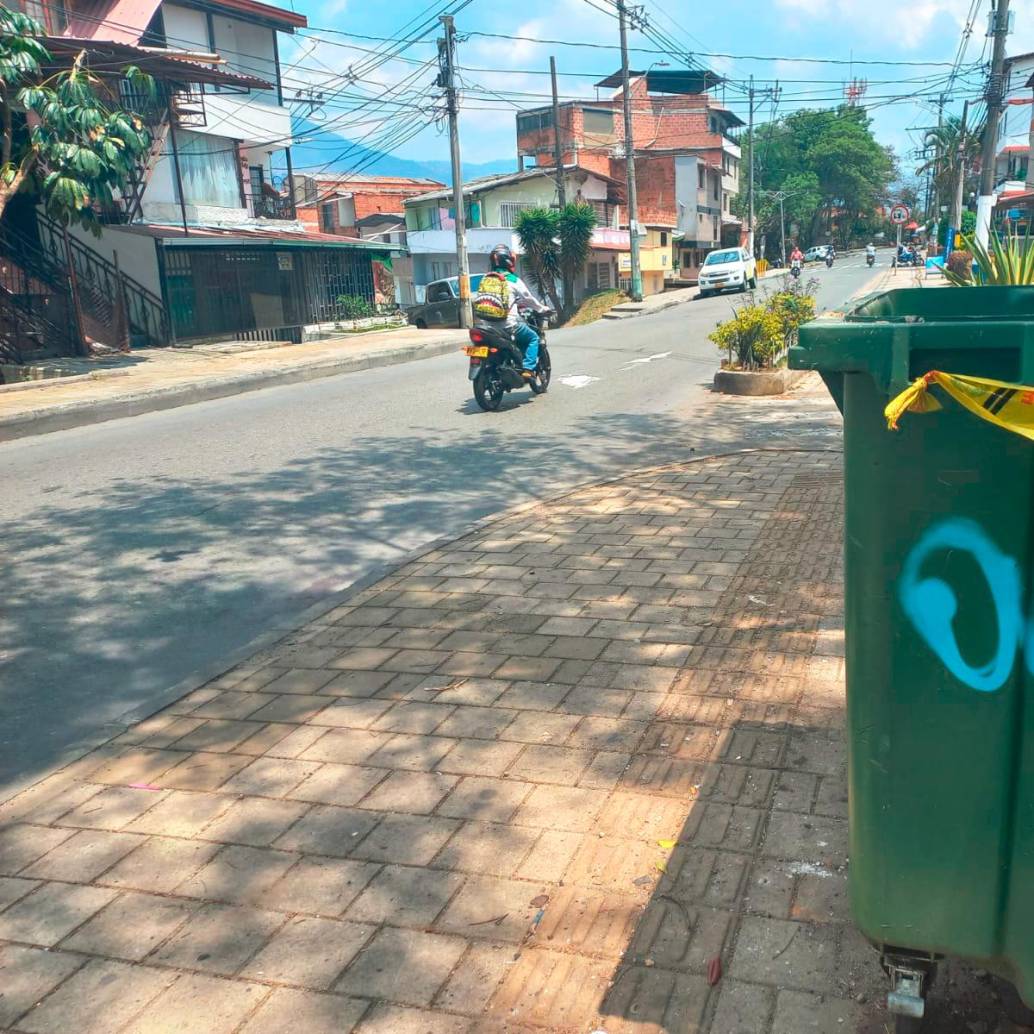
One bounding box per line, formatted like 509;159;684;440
0;449;1008;1032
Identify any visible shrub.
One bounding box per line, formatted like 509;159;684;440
709;304;784;370
337;294;374;319
946;250;973;283
944;228;1034;286
767;290;816;350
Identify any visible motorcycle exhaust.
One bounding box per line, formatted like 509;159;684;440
499;367;525;389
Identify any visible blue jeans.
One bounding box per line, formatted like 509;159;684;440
513;322;539;371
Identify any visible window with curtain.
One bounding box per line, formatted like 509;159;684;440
174;130;242;209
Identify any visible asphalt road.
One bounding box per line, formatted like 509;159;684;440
0;258;875;796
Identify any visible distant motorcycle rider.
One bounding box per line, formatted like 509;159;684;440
473;244;551;380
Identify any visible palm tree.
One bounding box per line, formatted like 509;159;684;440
916;114;984;215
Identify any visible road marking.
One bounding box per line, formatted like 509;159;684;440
557;375;600;390
622;351;672;369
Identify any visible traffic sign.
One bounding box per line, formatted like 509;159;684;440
890;204;910;225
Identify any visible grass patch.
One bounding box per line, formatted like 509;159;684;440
563;289;629;327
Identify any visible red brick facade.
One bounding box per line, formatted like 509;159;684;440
297;175;445;237
516;77;737;233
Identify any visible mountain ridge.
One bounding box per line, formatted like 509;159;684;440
290;120;516;184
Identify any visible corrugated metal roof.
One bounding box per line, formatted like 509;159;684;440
42;36;272;89
119;223;401;249
405;165;622;204
65;0;305;41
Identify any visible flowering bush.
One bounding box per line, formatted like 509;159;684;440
709;304;784;370
710;280;817;370
767;290;816;350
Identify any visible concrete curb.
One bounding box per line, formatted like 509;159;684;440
602;290;697;320
0;440;841;807
0;337;462;443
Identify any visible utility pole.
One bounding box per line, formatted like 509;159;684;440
747;74;756;257
778;192;786;266
931;94;945;242
976;0;1011;247
550;56;566;208
617;0;643;302
438;14;471;328
950;99;970;253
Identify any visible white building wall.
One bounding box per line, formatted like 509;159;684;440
160;4;291;148
1002;55;1034;150
66;224;163;296
161;4;207;51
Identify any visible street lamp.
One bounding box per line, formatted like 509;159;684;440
759;189;805;266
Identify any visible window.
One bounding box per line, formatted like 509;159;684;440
427;282;453;302
723;194;729;212
173;129;242;209
16;0;66;32
704;249;741;266
320;202;336;231
415;206;442;231
430;260;456;281
713;175;719;202
590;200;614;227
499;201;536;228
587;261;612;291
698;167;705;189
660;231;668;247
583;108;615;136
709;117;718;133
517;110;553;134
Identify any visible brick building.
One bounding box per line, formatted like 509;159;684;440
295;174;445;238
516;68;743;280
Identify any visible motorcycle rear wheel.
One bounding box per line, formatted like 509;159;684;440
473;367;505;411
530;346;551;395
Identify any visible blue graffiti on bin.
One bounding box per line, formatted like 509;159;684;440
899;517;1024;692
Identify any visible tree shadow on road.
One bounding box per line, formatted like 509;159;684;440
0;390;840;799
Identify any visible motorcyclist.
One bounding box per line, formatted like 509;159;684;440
790;245;804;265
865;242;876;259
473;244;552;380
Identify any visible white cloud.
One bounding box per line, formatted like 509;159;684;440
773;0;970;50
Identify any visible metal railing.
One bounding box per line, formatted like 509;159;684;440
245;192;295;220
34;212;170;347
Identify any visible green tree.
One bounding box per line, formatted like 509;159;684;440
916;114;983;220
513;207;562;311
556;202;596;317
514;202;597;317
1;7;153;230
736;105;894;250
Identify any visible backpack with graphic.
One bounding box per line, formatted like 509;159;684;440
472;271;511;321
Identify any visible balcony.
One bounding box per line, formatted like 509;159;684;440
246;193;295;220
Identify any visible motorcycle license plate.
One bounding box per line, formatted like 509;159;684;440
465;346;489;358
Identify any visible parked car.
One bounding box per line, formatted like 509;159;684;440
697;247;758;298
407;275;483;328
804;245;832;262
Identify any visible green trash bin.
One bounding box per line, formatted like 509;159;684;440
791;286;1034;1031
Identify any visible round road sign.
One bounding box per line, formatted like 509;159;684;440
890;204;910;225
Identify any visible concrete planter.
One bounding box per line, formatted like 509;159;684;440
713;367;790;396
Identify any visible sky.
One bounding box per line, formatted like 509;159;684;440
276;0;1034;185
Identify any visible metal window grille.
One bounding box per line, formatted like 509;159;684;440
500;202;536;228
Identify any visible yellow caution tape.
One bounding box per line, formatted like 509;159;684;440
885;370;1034;442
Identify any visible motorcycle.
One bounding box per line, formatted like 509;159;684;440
893;248;922;269
825;253;834;268
790;260;802;279
866;252;875;268
464;310;552;412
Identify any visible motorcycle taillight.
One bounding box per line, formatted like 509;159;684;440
469;330;485;344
